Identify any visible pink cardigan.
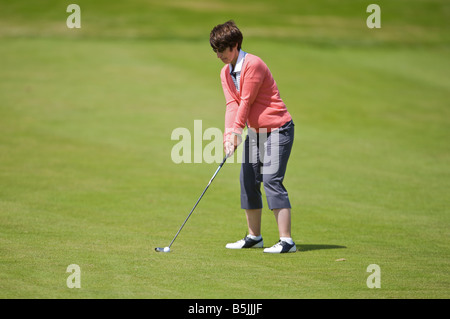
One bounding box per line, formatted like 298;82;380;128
220;53;292;144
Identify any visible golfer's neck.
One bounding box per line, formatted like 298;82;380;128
231;55;238;69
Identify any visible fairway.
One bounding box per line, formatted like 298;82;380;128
1;0;449;299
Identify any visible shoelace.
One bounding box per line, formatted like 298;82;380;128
238;232;248;245
270;240;283;248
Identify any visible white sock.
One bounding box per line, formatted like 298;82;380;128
247;234;262;241
280;237;294;245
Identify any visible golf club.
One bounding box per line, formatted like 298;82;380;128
155;155;228;253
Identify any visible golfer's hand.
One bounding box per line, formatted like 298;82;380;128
224;133;242;157
224;141;234;157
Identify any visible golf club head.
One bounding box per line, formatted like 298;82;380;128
155;247;170;253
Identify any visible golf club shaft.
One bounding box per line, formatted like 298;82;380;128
168;155;228;248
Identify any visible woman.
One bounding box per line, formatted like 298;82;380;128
210;21;296;253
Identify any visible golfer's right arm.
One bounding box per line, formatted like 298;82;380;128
223;103;241;157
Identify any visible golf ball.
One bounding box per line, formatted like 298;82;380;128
164;247;170;253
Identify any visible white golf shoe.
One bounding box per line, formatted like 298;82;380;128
263;239;297;253
226;236;264;249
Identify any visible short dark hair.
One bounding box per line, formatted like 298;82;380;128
210;20;243;52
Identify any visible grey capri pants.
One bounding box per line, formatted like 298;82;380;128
240;120;294;210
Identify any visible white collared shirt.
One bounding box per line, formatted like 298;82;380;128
229;50;247;92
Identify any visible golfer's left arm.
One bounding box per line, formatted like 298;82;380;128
231;65;264;137
227;62;265;154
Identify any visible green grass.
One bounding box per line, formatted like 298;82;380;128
1;0;449;299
